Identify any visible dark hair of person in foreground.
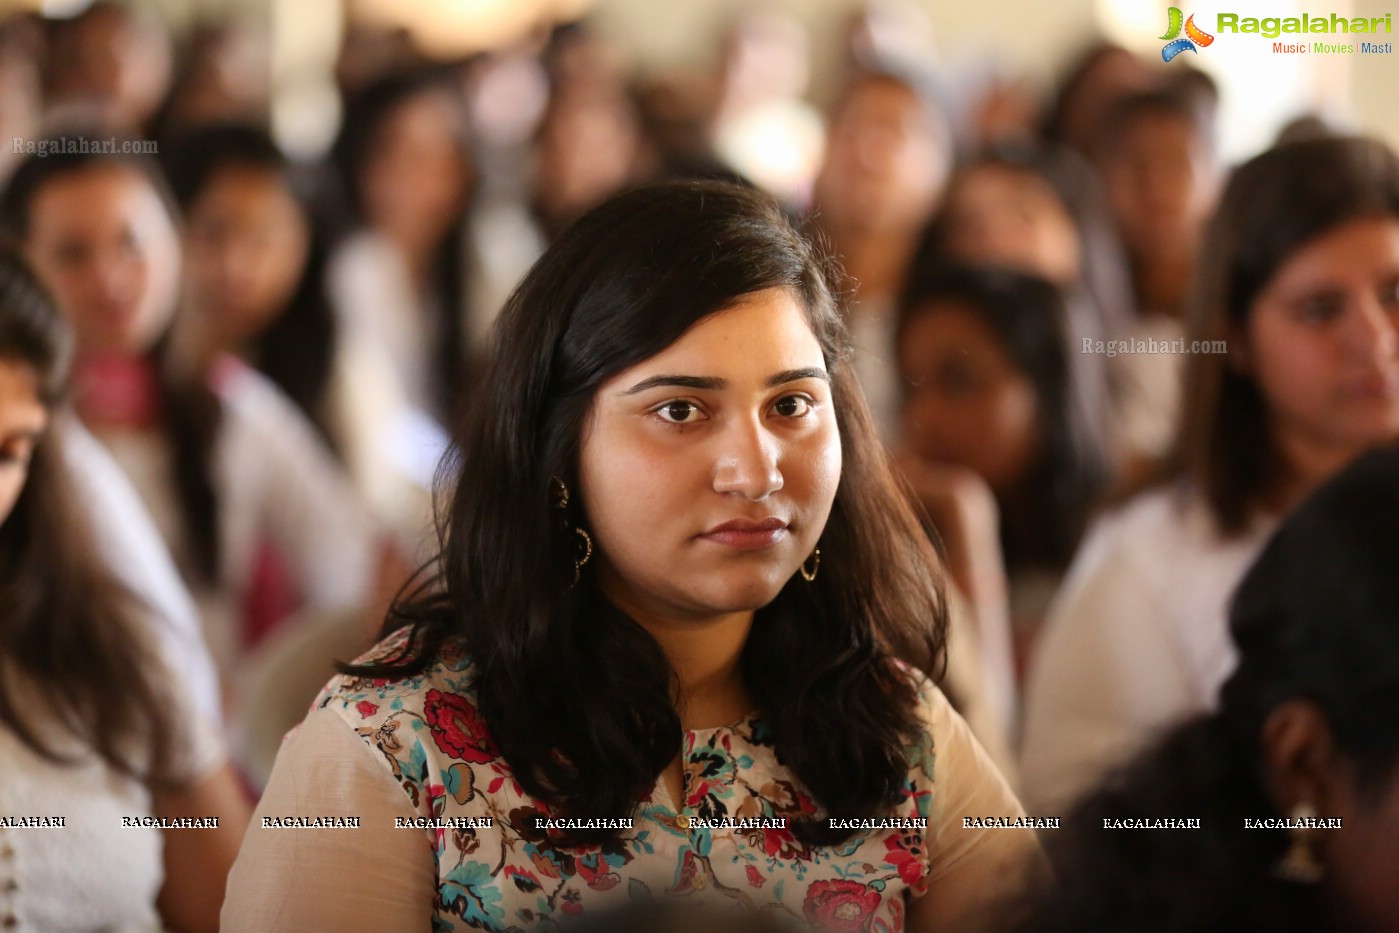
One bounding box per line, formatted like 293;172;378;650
0;245;181;786
341;181;947;846
1004;444;1399;933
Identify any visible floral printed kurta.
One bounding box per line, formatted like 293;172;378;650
312;629;941;932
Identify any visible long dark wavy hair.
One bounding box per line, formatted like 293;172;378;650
0;142;224;584
1004;445;1399;933
1168;136;1399;536
0;246;181;786
896;262;1111;571
346;181;947;846
162;121;340;450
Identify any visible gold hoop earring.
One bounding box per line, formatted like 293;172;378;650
1274;801;1324;884
551;476;593;585
799;547;821;583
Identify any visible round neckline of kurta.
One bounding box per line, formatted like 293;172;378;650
683;710;760;736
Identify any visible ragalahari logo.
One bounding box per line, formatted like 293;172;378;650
1160;7;1215;61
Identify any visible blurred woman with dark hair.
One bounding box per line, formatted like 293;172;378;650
223;181;1042;931
0;246;247;932
896;264;1111;691
0;143;380;733
810;65;954;443
328;67;505;429
163;122;437;554
1020;136;1399;815
1008;446;1399;933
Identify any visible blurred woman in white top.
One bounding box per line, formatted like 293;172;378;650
0;246;247;932
1020;136;1399;815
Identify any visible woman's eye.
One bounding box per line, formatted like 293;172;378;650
772;395;812;418
1295;294;1344;324
655;400;703;424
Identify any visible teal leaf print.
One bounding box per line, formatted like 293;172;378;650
441;861;505;929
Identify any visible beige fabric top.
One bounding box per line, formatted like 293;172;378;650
223;631;1042;931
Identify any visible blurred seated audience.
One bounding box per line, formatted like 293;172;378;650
919;145;1126;476
1091;80;1223;469
811;65;953;442
1020;136;1399;815
897;264;1111;690
1006;446;1399;933
40;0;173;135
1;143;382;737
0;246;248;933
162;122;436;556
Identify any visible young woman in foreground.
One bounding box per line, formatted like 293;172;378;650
223;182;1041;931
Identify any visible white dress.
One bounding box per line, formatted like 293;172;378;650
0;655;224;931
1018;482;1277;815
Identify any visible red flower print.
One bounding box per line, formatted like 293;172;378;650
355;700;379;718
803;879;882;932
745;864;766;888
423;689;497;763
884;830;926;886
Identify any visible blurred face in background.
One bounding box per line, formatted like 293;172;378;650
48;4;172;131
22;164;181;358
899;301;1040;492
1098;111;1219;258
1245;217;1399;466
938;164;1082;288
535;90;641;230
361;88;472;254
183;164;310;350
814;76;948;238
0;358;47;525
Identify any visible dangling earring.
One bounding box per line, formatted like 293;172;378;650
1274;801;1324;884
551;477;593;585
799;547;821;583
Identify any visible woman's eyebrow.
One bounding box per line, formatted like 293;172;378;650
623;367;829;395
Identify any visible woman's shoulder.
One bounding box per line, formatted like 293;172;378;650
313;626;479;723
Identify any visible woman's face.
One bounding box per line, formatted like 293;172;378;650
1099;113;1218;257
0;359;47;526
577;287;841;624
1246;217;1399;464
22;164;181;358
815;78;947;236
184;164;310;349
899;301;1040;492
362;90;472;249
939;165;1082;287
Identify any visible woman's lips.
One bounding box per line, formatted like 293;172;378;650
698;518;789;550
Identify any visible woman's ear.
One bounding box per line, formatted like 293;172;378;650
1260;698;1347;816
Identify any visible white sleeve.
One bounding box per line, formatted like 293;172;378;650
1017;513;1196;815
58;415;223;727
221;707;436;930
222;375;380;610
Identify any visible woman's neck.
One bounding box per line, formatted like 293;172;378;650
1268;424;1369;516
605;586;755;730
829;227;916;309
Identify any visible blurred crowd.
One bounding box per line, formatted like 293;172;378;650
1;0;1397;930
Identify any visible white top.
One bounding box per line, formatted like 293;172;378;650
1017;483;1277;815
57;416;221;726
1110;314;1186;464
94;363;379;694
0;588;224;933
